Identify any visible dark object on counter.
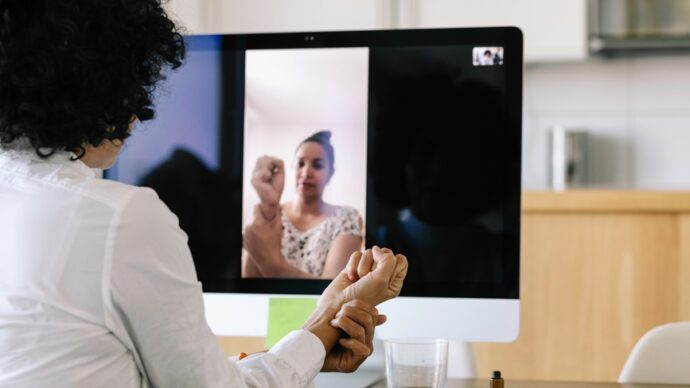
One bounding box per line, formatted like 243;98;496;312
490;371;505;388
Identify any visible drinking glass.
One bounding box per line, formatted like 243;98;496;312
385;338;449;388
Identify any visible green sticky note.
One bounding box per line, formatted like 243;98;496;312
265;297;318;348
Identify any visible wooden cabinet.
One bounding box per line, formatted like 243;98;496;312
473;191;690;381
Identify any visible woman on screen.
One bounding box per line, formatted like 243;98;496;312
243;130;364;278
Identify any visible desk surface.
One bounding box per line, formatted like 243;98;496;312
370;378;689;388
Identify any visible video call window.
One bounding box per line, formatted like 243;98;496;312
242;48;368;279
473;46;504;66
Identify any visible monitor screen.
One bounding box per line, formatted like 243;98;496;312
107;27;522;300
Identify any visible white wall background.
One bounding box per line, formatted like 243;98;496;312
164;0;205;34
242;48;369;226
204;0;391;33
523;54;690;189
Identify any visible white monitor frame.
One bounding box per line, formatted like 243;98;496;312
204;293;519;342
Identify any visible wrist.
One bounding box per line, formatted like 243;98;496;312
253;250;285;276
260;202;280;220
303;303;341;353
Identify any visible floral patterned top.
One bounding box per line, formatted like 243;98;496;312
281;205;362;277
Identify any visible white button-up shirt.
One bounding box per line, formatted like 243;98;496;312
0;144;325;387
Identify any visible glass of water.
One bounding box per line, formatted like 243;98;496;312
385;338;449;388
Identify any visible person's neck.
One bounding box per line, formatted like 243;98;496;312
291;196;326;216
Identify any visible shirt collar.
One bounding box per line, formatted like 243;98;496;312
0;138;97;178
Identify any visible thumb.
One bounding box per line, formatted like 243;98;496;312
376;314;387;326
272;207;282;225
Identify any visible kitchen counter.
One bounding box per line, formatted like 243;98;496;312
474;190;690;382
523;190;690;212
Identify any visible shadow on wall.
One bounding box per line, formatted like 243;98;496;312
139;148;243;289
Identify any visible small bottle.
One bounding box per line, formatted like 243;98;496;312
490;370;504;388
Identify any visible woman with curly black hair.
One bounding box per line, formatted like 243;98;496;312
0;1;408;387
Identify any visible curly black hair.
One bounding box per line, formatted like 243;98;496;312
0;0;185;158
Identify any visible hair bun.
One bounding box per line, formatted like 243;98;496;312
313;130;332;143
299;130;335;171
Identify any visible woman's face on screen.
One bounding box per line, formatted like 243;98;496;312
294;142;333;200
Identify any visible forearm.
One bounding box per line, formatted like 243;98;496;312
242;253;263;277
302;302;342;354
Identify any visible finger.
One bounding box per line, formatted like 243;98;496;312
272;159;285;187
377;246;393;255
251;170;270;191
269;207;282;226
335;304;377;330
256;156;280;180
338;338;372;357
376;314;387;326
371;246;398;284
257;155;275;168
395;254;409;278
340;300;378;318
330;315;366;344
357;248;375;278
273;159;285;174
254;156;273;174
336;303;376;345
391;254;409;292
346;251;363;281
257;166;272;180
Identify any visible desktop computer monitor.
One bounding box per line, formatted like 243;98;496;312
106;27;522;342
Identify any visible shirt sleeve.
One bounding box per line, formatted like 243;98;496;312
105;187;325;388
333;206;363;238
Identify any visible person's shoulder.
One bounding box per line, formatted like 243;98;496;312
85;178;155;208
332;205;363;234
335;205;362;220
86;179;173;220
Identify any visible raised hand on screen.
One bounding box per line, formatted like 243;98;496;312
251;156;285;220
321;246;408;308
